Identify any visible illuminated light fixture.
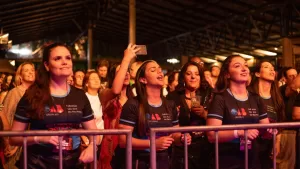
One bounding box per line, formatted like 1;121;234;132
215;55;227;61
10;49;19;54
10;48;32;56
0;33;9;44
19;48;32;55
200;57;217;63
8;40;12;44
0;33;9;38
9;60;15;66
274;47;278;50
232;52;253;59
74;43;79;50
167;58;180;64
253;49;277;56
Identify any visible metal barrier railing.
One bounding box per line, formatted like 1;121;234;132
0;129;132;169
150;122;300;169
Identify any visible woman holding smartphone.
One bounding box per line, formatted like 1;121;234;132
167;61;212;169
206;55;272;169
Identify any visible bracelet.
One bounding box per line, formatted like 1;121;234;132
233;130;239;138
34;136;39;144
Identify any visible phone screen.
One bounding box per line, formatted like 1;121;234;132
136;45;147;55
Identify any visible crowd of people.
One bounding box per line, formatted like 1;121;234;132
0;42;300;169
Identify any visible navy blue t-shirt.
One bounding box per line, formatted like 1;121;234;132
14;86;94;151
207;89;268;168
119;98;178;153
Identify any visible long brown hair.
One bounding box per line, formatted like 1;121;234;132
215;55;243;93
25;43;71;119
249;61;285;122
135;60;171;136
176;61;205;92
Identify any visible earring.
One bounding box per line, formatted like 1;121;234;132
183;82;185;87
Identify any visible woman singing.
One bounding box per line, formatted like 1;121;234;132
249;61;285;168
119;60;191;169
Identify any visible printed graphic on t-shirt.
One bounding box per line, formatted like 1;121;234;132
66;105;83;114
261;98;277;122
151;113;161;120
45;105;64;115
14;86;93;152
248;108;258;116
230;107;258;119
266;105;275;114
208;90;265;124
120;99;178;138
231;108;246;117
146;111;173;127
44;98;84;125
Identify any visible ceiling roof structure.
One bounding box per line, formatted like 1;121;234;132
1;0;300;63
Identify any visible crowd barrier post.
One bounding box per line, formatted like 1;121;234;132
150;122;300;169
0;129;132;169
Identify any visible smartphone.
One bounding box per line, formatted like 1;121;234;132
136;45;147;55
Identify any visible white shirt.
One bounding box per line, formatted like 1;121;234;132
85;93;104;130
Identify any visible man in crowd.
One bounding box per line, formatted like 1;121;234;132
97;59;109;89
74;70;84;89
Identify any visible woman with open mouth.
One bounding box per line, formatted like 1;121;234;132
248;61;285;169
119;59;191;169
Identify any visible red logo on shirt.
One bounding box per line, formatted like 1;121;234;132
50;105;64;114
151;114;161;120
237;108;247;116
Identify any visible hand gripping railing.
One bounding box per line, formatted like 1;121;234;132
0;129;132;169
150;122;300;169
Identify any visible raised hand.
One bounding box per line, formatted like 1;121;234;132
191;105;206;118
124;43;140;60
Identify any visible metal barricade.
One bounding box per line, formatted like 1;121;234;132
0;129;132;169
150;122;300;169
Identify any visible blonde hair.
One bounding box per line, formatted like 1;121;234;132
15;62;35;86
